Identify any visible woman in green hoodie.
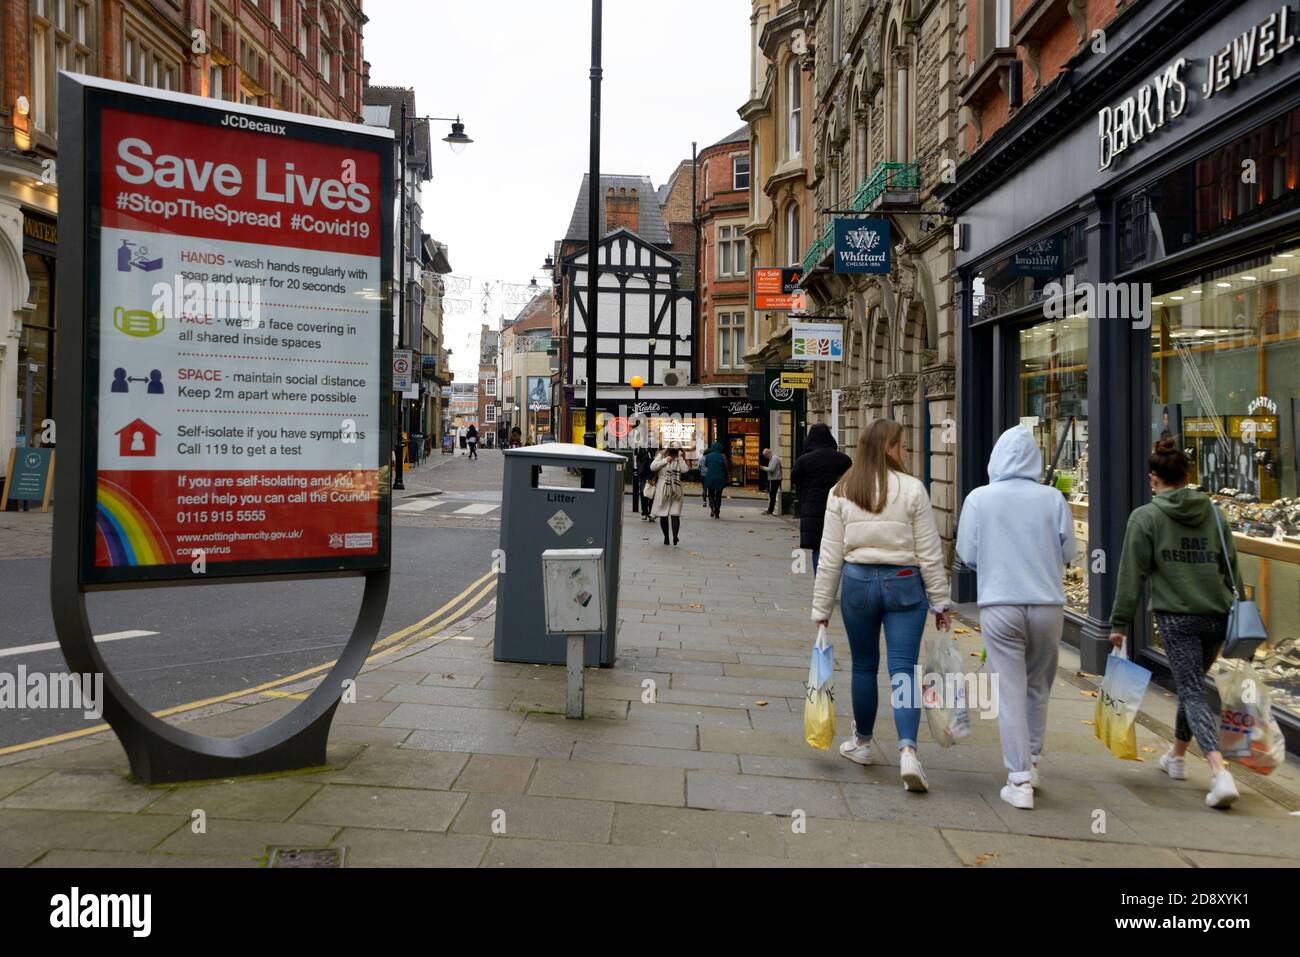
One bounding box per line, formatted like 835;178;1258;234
700;442;730;519
1109;438;1241;809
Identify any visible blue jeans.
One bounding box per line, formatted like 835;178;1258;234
840;563;928;750
812;548;820;572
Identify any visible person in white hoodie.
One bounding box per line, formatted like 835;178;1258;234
812;419;950;793
955;425;1076;810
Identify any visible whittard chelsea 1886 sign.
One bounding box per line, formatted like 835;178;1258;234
834;218;891;274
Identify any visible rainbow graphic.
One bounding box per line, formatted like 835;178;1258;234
96;478;174;567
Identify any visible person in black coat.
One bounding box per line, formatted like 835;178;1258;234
634;446;654;519
791;422;852;571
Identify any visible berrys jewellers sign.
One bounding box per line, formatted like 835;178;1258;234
1099;4;1298;171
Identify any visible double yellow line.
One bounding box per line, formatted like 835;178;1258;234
0;569;497;758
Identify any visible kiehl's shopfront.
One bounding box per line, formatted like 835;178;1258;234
946;0;1300;743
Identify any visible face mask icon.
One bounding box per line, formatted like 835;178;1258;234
113;307;164;338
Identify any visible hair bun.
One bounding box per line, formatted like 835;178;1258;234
1154;436;1180;454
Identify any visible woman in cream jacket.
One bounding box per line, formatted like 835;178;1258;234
812;419;950;792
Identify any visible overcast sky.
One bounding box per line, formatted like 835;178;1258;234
364;1;751;379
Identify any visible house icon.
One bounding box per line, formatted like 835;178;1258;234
116;418;160;457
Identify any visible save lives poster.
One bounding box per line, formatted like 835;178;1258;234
84;90;392;582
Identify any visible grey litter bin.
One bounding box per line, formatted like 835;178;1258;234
493;442;625;667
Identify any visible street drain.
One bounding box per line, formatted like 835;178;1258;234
268;846;346;868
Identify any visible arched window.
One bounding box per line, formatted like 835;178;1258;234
787;58;802;159
786;203;801;266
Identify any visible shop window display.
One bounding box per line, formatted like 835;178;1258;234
1018;315;1090;614
1150;252;1300;718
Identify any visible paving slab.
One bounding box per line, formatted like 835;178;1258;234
451;754;536;793
528;759;686;807
30;849;261;868
333;827;489;867
290;784;466;833
686;770;850;819
144;778;322;823
610;804;789;858
0;808;187;853
450;792;614;844
940;829;1191;867
0;766;52;798
0;769;167;814
571;741;739;771
155;818;338;859
480;837;715;868
784;817;961;866
312;746;469;791
402;730;575;760
380;702;525;735
518;714;698;750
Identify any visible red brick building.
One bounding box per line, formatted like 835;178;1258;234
1;0;368;478
695;126;750;386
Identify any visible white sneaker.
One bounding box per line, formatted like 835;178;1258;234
839;736;874;765
1159;749;1188;781
1000;780;1034;810
900;749;928;792
1206;771;1239;809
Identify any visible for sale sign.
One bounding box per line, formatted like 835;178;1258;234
65;76;393;585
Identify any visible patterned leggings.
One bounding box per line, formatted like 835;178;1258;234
1154;612;1227;755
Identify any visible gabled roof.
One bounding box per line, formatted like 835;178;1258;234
564;174;670;247
362;86;431;178
561;227;681;267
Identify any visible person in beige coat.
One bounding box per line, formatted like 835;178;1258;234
811;419;950;793
649;446;687;545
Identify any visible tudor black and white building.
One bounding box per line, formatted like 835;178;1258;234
565;229;694;391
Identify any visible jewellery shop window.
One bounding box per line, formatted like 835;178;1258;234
1018;314;1090;615
1150;253;1300;718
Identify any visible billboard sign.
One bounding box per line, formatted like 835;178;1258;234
70;77;393;586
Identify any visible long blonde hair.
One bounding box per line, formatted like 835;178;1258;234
835;419;906;513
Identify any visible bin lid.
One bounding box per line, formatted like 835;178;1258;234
504;442;625;462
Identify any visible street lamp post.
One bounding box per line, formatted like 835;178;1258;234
583;0;603;448
394;102;472;490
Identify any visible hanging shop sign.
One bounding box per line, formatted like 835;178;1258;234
779;371;814;389
764;368;800;410
1099;5;1299;171
753;267;805;310
791;321;844;361
833;218;891;274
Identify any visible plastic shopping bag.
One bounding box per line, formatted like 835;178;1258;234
1094;650;1151;760
803;625;835;751
922;635;971;748
1217;666;1285;774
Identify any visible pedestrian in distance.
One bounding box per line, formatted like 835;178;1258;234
1109;437;1242;809
634;445;654;520
791;422;852;571
700;441;730;518
649;445;687;546
955;425;1076;811
465;424;479;460
812;419;951;794
509;427;523;449
760;446;783;514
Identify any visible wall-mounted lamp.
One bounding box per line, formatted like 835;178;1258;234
15;95;30;116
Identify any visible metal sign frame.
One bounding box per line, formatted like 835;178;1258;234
51;74;395;783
